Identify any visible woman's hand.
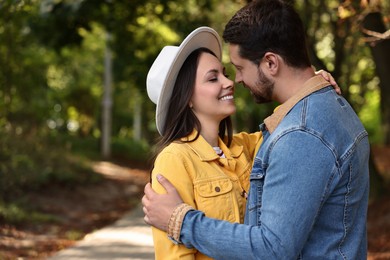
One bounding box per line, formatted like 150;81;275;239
315;69;341;95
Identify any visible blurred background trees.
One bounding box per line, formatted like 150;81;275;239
1;0;389;199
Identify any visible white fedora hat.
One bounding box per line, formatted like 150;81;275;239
146;26;222;135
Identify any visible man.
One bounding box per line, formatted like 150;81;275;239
143;0;370;259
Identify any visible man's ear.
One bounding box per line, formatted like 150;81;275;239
261;52;279;76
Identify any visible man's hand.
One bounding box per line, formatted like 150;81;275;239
142;174;184;232
315;69;341;95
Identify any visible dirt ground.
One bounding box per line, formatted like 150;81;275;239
367;193;390;260
1;154;390;260
0;161;150;260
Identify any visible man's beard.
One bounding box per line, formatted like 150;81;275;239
250;67;274;104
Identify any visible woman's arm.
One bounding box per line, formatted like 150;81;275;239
151;150;197;260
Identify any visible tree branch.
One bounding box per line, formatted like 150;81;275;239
361;27;390;44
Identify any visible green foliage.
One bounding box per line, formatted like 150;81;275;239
0;0;389;205
111;137;151;162
0;1;56;126
359;84;384;144
294;0;388;147
0;127;103;201
0;200;59;225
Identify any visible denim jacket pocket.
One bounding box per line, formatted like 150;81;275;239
195;178;235;222
245;159;265;225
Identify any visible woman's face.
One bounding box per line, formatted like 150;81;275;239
190;52;236;124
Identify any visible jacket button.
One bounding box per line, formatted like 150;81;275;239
215;187;221;192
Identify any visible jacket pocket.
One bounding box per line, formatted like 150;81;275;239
245;161;265;225
194;178;235;222
247;168;264;211
197;178;232;197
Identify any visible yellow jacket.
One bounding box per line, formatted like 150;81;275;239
151;130;262;259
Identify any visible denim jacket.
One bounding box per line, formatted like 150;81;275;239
179;76;370;259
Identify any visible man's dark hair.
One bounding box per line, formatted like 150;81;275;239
222;0;311;68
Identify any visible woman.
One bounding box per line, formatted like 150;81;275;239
146;27;261;259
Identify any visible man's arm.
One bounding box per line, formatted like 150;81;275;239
142;173;297;259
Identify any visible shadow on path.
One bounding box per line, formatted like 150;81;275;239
48;203;154;260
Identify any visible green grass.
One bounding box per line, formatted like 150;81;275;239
0;200;60;225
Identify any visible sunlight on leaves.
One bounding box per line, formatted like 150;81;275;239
47;65;69;90
359;80;382;144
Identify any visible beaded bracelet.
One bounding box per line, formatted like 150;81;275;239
167;203;194;244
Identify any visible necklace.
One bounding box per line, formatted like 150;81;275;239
212;146;225;158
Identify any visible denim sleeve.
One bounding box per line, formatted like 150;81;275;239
180;131;336;259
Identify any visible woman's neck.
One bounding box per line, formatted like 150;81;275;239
198;119;220;147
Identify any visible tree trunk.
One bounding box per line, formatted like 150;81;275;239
102;32;113;159
362;12;390;145
369;147;386;200
133;93;142;141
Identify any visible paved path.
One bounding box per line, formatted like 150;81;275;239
48;203;155;260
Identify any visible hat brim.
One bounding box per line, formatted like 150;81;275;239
155;27;222;135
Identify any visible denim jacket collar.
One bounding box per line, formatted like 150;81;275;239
264;75;331;134
180;129;243;161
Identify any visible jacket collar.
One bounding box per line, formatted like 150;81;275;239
264;75;330;134
180;129;243;161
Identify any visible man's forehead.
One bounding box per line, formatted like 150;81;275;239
228;44;241;64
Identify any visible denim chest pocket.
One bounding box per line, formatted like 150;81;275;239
245;159;265;225
194;178;235;222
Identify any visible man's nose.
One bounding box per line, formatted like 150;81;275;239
234;73;242;84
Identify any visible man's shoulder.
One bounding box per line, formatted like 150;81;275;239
275;90;367;145
288;88;356;119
